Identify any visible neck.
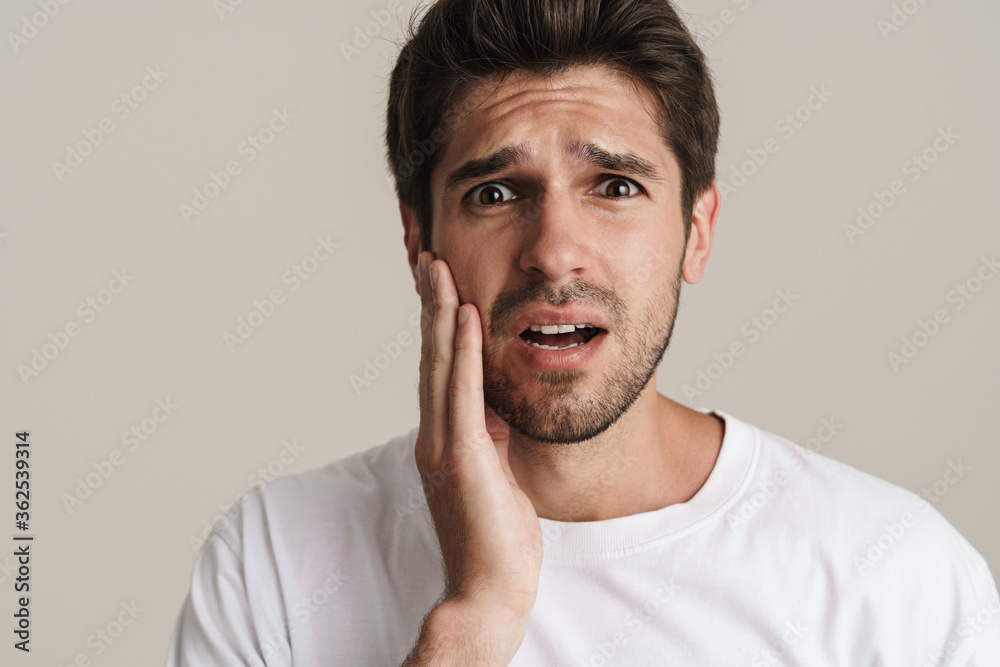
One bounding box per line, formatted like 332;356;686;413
505;386;724;522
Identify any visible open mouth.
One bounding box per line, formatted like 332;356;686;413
519;324;603;351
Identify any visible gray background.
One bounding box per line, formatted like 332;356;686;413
0;0;997;664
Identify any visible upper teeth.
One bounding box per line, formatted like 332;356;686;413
529;323;594;334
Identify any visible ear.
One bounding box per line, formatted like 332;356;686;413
681;181;720;285
401;203;428;296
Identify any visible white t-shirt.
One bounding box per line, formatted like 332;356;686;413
166;410;1000;666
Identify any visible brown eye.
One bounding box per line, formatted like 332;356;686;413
480;186;503;205
468;183;516;206
598;177;641;198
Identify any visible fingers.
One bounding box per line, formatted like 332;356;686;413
451;303;516;487
450;303;488;446
429;260;460;464
416;251;461;466
417;251;436;430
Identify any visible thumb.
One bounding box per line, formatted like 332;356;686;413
484;403;510;445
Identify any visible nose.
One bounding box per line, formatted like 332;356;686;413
518;190;592;283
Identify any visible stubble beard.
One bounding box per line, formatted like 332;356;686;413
481;269;683;445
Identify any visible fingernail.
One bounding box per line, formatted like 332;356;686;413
458;305;469;327
429;264;438;290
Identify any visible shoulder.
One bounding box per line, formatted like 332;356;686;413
168;431;422;665
719;410;994;586
259;426;420;512
722;413;928;521
205;426;421;557
725;413;1000;655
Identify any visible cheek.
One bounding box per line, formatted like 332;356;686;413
439;249;486;307
613;238;685;314
616;236;673;287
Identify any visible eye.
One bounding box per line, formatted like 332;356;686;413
466;182;518;206
596;176;643;198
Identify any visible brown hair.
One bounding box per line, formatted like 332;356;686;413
384;0;720;252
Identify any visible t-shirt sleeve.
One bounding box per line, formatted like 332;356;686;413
935;535;1000;665
165;493;293;667
902;500;1000;664
165;532;269;666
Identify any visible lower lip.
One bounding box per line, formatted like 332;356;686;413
512;331;607;371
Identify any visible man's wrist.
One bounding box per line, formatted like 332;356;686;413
403;597;531;666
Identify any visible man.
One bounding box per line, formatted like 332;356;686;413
167;0;1000;664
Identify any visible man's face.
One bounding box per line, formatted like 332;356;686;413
427;65;694;444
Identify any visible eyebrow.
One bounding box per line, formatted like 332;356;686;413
568;141;664;183
443;144;532;196
442;140;663;196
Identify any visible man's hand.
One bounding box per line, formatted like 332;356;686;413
403;251;543;666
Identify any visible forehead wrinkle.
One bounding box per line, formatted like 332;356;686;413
438;68;671;199
481;82;595;116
